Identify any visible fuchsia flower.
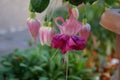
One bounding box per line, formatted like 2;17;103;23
39;27;55;46
80;23;91;41
26;17;41;41
52;8;88;54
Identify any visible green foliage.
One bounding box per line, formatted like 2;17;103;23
30;0;50;13
68;0;85;6
63;0;120;6
0;45;99;80
63;0;96;6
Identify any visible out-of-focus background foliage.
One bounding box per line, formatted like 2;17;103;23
0;0;120;80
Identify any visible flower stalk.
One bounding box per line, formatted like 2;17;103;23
65;53;69;80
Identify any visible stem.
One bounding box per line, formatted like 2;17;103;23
49;49;58;61
82;18;87;25
36;45;40;56
85;4;87;19
65;53;69;80
33;38;37;45
67;1;70;8
82;4;87;24
30;12;36;19
48;0;58;22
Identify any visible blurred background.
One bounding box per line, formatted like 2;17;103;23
0;0;119;80
0;0;29;55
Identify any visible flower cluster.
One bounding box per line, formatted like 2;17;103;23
26;8;91;54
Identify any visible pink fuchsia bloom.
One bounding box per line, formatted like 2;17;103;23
72;7;79;19
54;8;82;36
26;18;40;41
80;23;91;41
39;27;55;46
52;8;86;54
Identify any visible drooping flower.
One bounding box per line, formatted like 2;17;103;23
52;8;86;54
72;7;79;19
26;13;40;41
80;23;91;41
54;8;82;36
39;26;55;46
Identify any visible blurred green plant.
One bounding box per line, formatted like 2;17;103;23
0;45;99;80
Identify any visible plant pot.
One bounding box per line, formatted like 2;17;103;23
100;9;120;35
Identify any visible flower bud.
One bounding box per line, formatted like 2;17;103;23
26;18;41;42
39;27;55;46
80;23;91;41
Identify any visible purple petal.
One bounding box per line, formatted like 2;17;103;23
68;36;86;50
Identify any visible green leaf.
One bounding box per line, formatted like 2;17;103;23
32;66;44;71
68;0;96;6
30;0;50;13
69;0;84;6
79;69;92;74
69;75;82;80
19;63;27;67
2;61;12;66
0;75;4;80
39;77;48;80
55;71;63;77
88;0;96;4
0;67;11;72
105;0;115;5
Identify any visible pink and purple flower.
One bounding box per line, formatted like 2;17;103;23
52;8;90;54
